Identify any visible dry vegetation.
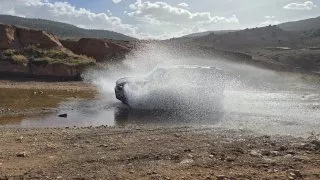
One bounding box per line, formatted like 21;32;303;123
1;46;96;66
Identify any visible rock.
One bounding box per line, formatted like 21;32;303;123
61;38;130;62
209;154;214;158
16;136;23;141
311;140;320;150
250;150;262;157
261;149;271;156
184;149;192;153
270;151;280;156
263;157;276;163
98;144;108;148
16;152;28;157
180;159;194;164
279;145;288;151
226;157;236;162
58;114;67;118
216;175;226;180
170;153;180;160
293;155;311;161
284;154;293;158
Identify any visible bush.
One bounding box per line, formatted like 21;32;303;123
3;49;18;56
23;46;95;66
11;55;28;65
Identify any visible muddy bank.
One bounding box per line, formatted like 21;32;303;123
0;81;96;119
0;126;319;179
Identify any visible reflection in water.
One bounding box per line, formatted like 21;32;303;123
114;105;225;126
0;96;225;128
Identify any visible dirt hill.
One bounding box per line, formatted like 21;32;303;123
0;24;96;80
278;16;320;32
61;38;130;62
188;25;303;52
0;23;63;50
166;24;320;74
0;15;136;41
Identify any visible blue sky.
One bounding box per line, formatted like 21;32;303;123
0;0;319;39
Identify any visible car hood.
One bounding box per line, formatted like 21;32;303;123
116;77;148;86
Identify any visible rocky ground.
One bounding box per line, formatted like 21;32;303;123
0;126;320;180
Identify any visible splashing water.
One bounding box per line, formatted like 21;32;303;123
81;42;320;136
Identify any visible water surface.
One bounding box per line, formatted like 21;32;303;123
1;89;319;137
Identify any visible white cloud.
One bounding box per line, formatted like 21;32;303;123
0;0;136;37
283;1;317;10
126;0;239;38
264;16;276;19
178;2;189;8
261;15;280;26
112;0;122;4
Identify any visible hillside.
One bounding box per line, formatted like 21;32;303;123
0;15;136;41
278;16;320;31
166;24;320;73
187;25;303;51
181;30;236;38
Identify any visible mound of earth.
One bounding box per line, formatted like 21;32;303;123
0;23;63;50
61;38;130;62
0;24;95;80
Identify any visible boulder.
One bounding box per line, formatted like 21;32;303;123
61;38;130;62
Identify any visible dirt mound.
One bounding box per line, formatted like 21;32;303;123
61;38;130;62
0;24;18;49
0;23;63;50
0;24;95;80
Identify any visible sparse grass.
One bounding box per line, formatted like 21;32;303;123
25;46;96;66
2;49;18;56
1;46;96;67
11;55;28;66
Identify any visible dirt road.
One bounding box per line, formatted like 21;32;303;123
0;126;319;180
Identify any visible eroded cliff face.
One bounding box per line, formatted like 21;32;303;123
61;38;130;62
0;23;63;50
30;61;90;79
0;24;95;80
0;24;19;49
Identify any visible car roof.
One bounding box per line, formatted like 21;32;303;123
156;65;224;72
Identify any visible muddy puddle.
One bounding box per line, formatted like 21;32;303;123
0;88;319;137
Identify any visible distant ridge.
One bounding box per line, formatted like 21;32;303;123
278;16;320;31
181;30;237;38
0;14;137;41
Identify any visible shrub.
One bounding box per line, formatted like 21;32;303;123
11;55;28;65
